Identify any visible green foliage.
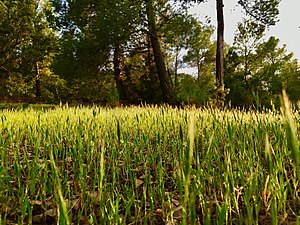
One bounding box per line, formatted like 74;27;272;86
0;0;37;77
53;0;141;77
286;70;300;102
225;19;299;108
39;74;68;103
139;71;163;104
53;35;109;81
161;14;216;104
177;73;214;105
0;72;67;103
182;19;215;81
5;74;35;100
0;0;61;103
0;0;296;107
238;0;281;26
0;1;6;23
67;75;119;104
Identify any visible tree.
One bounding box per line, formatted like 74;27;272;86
176;73;211;105
162;15;215;91
176;0;281;95
216;0;224;89
52;0;141;102
0;1;6;23
162;14;193;90
0;0;60;101
238;0;280;26
285;66;300;102
232;19;265;86
52;0;183;104
225;32;299;108
0;0;37;80
254;37;297;96
182;18;215;84
145;0;175;103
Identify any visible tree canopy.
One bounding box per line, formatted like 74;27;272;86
0;0;298;108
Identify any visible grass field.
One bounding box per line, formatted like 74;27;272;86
0;100;300;224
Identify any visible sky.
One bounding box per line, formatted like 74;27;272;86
188;0;300;62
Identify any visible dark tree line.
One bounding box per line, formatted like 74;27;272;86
1;0;299;107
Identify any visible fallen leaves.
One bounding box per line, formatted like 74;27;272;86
30;197;81;225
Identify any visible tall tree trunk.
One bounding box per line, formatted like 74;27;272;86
216;0;224;89
145;0;174;104
174;46;179;90
113;44;127;102
197;59;201;84
145;35;152;76
35;62;41;99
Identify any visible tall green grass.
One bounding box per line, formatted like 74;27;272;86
0;103;299;224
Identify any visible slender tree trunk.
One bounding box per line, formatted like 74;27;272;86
216;0;224;89
145;35;152;76
244;61;248;86
197;60;201;84
145;0;174;104
35;62;41;99
113;44;127;102
174;46;179;90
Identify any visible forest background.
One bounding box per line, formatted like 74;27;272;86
0;0;299;108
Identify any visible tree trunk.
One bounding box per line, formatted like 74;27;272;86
197;59;201;84
113;44;127;102
145;0;174;104
216;0;224;89
174;46;179;90
35;62;41;99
